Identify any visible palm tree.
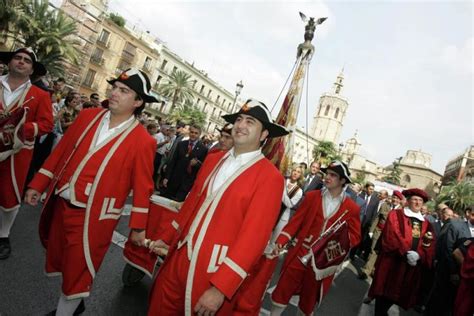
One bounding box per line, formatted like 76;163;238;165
312;140;341;166
436;181;474;214
2;0;81;77
158;70;195;113
168;100;206;128
14;0;81;76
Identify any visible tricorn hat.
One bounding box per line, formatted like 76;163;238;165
322;160;352;184
0;47;47;77
107;68;159;103
217;123;233;135
222;99;289;138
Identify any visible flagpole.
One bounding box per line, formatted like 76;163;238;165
262;13;327;175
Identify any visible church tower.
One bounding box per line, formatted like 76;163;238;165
310;69;349;144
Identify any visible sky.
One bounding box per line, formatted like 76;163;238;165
108;0;473;173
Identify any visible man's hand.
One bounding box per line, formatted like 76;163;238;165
272;243;284;256
189;158;199;167
162;178;168;188
194;286;225;316
148;239;169;256
130;229;146;247
24;188;41;206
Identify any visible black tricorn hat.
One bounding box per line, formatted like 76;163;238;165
107;68;159;103
322;160;352;184
0;47;47;77
222;99;289;138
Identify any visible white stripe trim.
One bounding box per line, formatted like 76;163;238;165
223;257;247;279
39;168;53;179
123;255;153;279
131;207;148;213
171;220;179;230
280;231;292;240
64;291;90;300
32;122;38;137
271;300;288;308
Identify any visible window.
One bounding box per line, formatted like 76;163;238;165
196;98;201;106
211;107;216;117
334;108;340;119
207;89;212;98
192;80;197;89
216;95;220;103
160;59;168;71
172;66;178;74
83;69;96;87
143;56;152;70
404;174;411;183
98;29;110;44
156;75;162;83
324;105;330;116
202;103;207;112
200;85;205;94
90;48;103;64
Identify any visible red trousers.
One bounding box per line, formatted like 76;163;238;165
271;255;333;315
46;198;92;298
148;245;247;315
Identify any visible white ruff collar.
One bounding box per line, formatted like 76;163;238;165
404;207;425;221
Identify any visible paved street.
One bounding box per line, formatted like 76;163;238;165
1;203;420;316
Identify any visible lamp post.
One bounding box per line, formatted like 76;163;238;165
232;80;244;113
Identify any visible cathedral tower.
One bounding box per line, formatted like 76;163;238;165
310;69;348;144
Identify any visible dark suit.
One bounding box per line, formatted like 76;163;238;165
426;219;471;315
164;139;208;202
302;173;323;193
355;192;379;260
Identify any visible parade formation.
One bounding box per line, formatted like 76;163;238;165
0;3;473;316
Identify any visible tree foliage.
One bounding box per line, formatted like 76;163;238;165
1;0;81;77
168;100;206;128
108;12;125;27
158;70;195;113
436;181;474;214
312;140;342;166
383;158;402;185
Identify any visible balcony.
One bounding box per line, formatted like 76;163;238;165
121;50;135;63
96;37;110;48
90;55;104;66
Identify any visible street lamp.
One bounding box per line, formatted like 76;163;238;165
232;80;244;113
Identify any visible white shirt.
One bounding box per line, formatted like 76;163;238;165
321;186;346;219
95;111;134;146
59;111;134;201
154;132;169;155
403;207;425;222
468;221;474;238
210;147;261;194
0;75;31;108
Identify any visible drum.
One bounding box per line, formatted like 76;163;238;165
122;195;181;283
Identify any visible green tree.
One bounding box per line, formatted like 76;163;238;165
383;158;402;185
7;0;81;77
108;12;125;27
0;0;23;36
353;171;367;184
436;181;474;214
168;100;206;128
312;140;342;166
158;70;195;113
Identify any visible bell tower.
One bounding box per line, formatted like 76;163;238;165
310;69;349;144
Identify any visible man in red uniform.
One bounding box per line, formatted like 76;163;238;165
270;161;361;315
25;68;157;315
0;47;53;259
147;99;289;315
368;188;435;315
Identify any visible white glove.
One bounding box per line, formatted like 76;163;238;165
368;232;374;238
406;250;420;266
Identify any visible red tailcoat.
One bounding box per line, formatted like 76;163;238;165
148;150;285;315
28;108;155;292
454;242;474;316
0;84;53;210
368;208;435;309
271;190;361;312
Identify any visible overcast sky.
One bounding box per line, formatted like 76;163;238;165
108;0;473;173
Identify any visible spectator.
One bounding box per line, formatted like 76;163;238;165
302;160;323;193
162;124;207;201
208;123;233;153
90;92;100;107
